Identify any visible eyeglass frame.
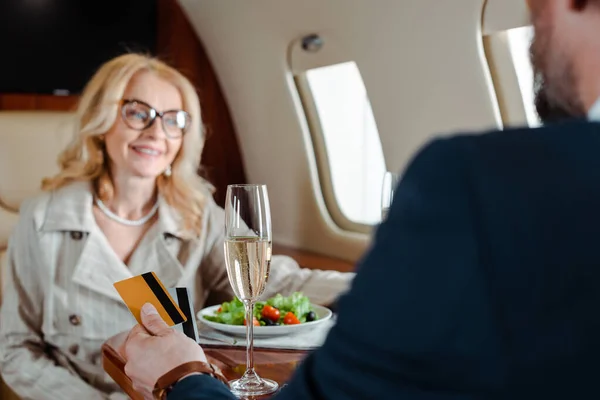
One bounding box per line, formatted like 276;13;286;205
119;98;191;139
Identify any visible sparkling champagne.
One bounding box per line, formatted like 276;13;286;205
224;237;272;301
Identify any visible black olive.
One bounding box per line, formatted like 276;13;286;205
262;318;275;326
305;311;316;322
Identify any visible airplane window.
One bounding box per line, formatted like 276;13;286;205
506;26;541;127
305;61;386;226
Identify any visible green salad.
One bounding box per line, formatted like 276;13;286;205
203;292;318;326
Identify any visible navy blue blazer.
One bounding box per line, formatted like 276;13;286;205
169;120;600;399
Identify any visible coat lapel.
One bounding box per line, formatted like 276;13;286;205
126;224;185;289
127;196;189;288
71;228;134;302
40;181;132;302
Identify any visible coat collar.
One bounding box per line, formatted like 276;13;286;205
40;180;96;233
40;180;190;239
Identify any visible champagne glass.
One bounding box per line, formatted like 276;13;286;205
224;184;278;397
381;171;398;221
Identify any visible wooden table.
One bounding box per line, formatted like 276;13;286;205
102;337;309;400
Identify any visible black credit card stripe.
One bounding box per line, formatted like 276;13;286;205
176;288;196;340
142;273;185;325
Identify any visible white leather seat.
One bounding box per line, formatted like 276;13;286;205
0;111;77;400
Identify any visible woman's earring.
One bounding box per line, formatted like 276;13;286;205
164;165;172;177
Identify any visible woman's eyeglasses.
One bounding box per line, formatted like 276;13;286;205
120;99;191;139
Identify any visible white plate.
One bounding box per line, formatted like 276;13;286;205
197;304;332;337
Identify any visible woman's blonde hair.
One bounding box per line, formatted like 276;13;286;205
42;53;209;235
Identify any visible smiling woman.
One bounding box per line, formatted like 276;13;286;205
0;53;354;400
40;54;207;236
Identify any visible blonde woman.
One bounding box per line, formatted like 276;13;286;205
0;54;353;400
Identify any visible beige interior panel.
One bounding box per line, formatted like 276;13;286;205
0;249;6;301
483;0;530;35
178;0;534;262
483;33;528;128
0;208;18;250
0;112;76;210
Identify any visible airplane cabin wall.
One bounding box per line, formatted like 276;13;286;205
178;0;530;262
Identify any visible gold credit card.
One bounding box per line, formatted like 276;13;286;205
113;272;187;326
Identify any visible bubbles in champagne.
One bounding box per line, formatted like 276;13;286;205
224;237;272;301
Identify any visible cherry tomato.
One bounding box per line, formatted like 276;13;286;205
261;305;281;322
244;317;260;326
283;312;300;325
217;307;222;313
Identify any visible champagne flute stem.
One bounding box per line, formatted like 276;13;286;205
244;300;255;374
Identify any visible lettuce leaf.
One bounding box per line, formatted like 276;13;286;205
203;292;317;325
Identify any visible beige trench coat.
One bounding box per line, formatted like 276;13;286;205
0;181;353;399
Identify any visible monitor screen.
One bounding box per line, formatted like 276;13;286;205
0;0;157;95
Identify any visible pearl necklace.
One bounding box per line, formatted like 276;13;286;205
95;198;159;226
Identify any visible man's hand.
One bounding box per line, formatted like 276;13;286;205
123;303;208;399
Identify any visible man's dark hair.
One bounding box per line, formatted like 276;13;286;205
573;0;600;10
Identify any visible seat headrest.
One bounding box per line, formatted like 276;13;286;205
0;112;76;211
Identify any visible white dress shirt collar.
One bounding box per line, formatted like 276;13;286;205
588;96;600;121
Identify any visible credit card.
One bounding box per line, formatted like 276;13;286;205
113;272;187;326
168;287;200;343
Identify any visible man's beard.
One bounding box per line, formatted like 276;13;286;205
529;23;586;124
533;71;576;124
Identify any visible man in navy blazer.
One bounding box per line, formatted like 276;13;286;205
121;0;600;398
